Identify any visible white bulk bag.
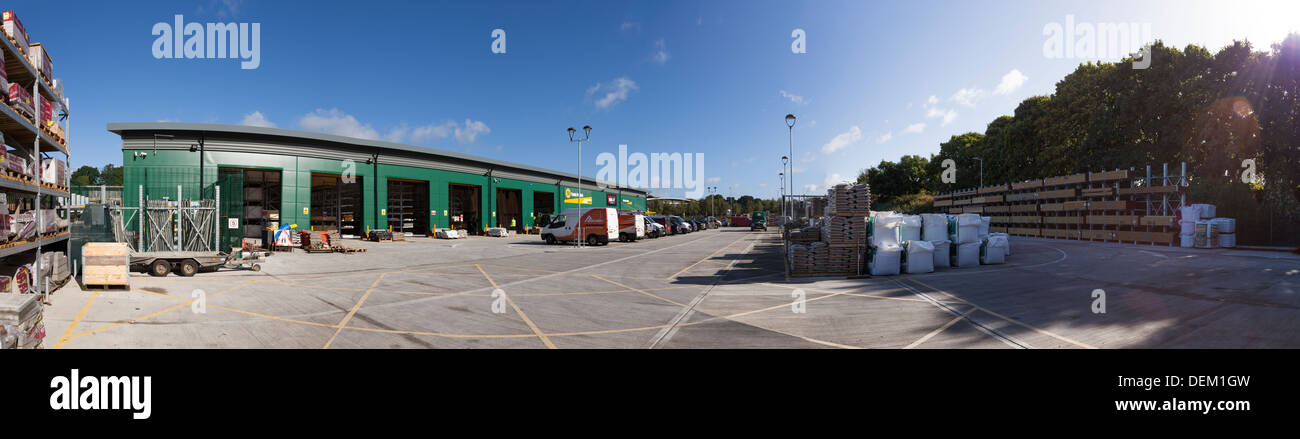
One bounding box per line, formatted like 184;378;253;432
990;232;1011;256
899;215;923;242
953;242;981;267
1211;218;1236;234
903;240;935;274
869;245;902;276
871;214;903;248
979;216;991;240
981;236;1007;265
1178;220;1196;236
1179;234;1194;248
1218;233;1236;248
952;214;981;244
921;213;949;241
930;240;951;268
1193;203;1216;219
1179;205;1201;223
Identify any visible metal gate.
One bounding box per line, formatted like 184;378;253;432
217;173;245;251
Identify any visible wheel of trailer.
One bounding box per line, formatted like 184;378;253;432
587;235;600;246
148;260;172;277
251;264;262;272
177;259;199;277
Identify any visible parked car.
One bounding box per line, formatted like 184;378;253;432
644;217;666;238
674;216;693;233
541;208;619;245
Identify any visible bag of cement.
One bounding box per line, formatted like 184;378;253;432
920;213;948;241
953;241;980;268
899;215;922;242
902;240;934;274
981;236;1007;265
952;214;981;244
868;245;901;276
930;240;951;268
485;227;508;237
870;214;903;248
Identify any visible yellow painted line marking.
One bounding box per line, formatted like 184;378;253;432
591;275;688;307
322;273;387;349
666;232;751;279
905;308;977;349
477;264;555;349
208;305;336;328
54;291;100;349
65;279;266;341
907;278;1098;349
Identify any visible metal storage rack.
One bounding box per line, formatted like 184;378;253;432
0;26;71;299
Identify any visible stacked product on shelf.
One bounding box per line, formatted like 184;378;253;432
0;8;72;301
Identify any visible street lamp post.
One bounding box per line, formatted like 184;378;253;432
781;156;789;222
778;171;785;221
568;125;592;248
973;157;984;188
785;114;796;223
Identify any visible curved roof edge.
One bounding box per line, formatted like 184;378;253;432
107;122;647;195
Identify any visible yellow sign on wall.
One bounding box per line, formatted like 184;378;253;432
565;197;592;205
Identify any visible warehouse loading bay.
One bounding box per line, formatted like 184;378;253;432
44;228;1300;349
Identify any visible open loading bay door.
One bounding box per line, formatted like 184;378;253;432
388;179;429;236
449;183;481;235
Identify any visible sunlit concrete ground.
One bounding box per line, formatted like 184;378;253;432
42;227;1300;349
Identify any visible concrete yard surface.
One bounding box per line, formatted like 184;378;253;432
42;229;1300;349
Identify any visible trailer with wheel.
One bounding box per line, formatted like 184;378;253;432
129;251;229;277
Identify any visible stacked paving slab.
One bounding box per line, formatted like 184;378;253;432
788;184;872;276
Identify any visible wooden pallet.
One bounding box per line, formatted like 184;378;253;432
1;169;36;184
82;242;130;287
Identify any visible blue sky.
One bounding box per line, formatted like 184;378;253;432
20;0;1300;198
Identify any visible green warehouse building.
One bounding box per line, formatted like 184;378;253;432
108;123;648;248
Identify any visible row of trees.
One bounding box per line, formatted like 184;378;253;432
71;164;124;186
855;35;1300;244
648;194;782;218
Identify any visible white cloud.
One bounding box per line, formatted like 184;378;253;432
926;107;958;126
876;132;893;144
994;69;1028;95
411;122;456;142
240;111;274;128
706;177;722;184
950;88;984;107
821;126;862;154
620;21;640;32
652;39;670;64
901;123;926;134
803;184;818;193
298;108;379;140
454;119;491;144
587;77;639;110
780;90;806;105
927;95;938;105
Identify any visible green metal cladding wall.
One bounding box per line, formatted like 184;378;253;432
121;150;647;232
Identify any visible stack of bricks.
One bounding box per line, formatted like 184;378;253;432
0;294;43;349
827;184;872;215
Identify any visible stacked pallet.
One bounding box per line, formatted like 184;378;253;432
788;242;828;273
825;184;872;215
0;293;43;349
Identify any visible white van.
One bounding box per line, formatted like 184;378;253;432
541;208;619;246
